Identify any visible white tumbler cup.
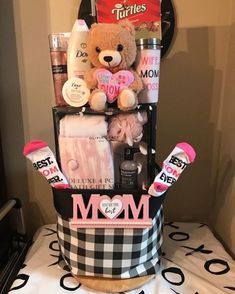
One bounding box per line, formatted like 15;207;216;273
135;38;161;104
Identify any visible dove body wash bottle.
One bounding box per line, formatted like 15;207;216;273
67;19;91;79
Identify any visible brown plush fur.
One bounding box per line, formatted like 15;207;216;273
84;20;143;111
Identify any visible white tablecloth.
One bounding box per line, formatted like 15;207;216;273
9;222;235;293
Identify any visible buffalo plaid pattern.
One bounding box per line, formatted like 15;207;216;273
57;205;164;279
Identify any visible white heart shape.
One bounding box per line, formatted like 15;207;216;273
99;197;123;219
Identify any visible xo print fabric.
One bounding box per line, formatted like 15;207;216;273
9;222;235;293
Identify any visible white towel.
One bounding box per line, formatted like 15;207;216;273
59;114;108;137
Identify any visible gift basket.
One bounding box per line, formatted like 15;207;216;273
23;0;196;292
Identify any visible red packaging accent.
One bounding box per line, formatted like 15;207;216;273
96;0;161;40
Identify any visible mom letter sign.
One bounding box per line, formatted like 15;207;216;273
70;194;152;228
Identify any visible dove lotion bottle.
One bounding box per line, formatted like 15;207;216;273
67;19;91;79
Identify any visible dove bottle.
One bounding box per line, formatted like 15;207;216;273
67;19;91;79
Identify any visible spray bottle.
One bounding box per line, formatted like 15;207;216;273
48;33;70;106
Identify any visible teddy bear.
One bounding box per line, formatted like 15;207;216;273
84;20;143;111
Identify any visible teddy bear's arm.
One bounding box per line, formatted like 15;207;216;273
129;69;144;94
84;68;98;89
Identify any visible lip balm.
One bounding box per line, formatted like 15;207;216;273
148;142;196;197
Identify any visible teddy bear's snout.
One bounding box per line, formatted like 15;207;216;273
98;50;122;68
103;56;113;63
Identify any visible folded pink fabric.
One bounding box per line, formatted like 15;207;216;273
59;114;114;189
60;114;108;137
59;137;114;189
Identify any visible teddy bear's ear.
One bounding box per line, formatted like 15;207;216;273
119;20;135;36
90;23;99;32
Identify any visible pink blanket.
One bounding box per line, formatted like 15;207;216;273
59;115;114;189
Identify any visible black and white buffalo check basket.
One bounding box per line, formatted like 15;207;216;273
57;205;164;279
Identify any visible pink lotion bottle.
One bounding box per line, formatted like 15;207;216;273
49;33;70;106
